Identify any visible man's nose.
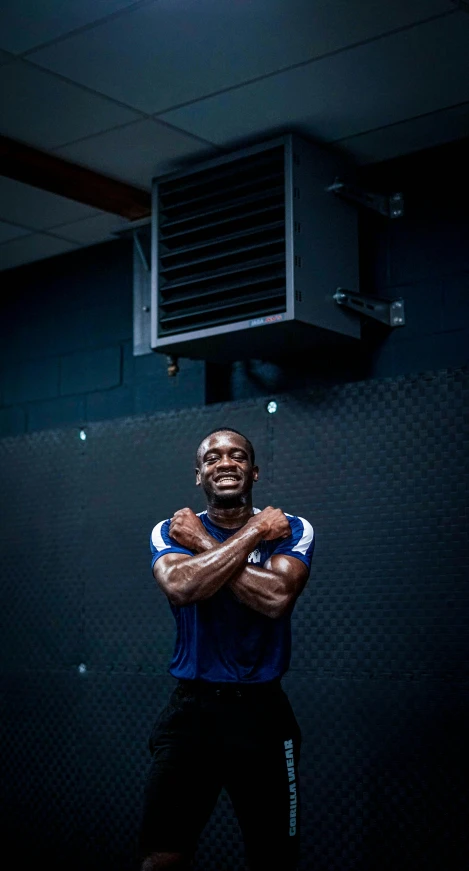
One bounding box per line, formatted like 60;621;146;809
217;455;237;468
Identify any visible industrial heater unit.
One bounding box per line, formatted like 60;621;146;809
150;134;360;362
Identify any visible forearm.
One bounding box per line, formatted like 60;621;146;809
163;521;265;606
186;531;287;617
229;565;288;618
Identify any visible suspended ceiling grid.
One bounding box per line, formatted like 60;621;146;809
0;0;468;272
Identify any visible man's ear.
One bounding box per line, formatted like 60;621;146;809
253;465;259;483
195;468;201;486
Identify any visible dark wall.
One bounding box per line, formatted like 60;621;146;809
0;239;205;437
0;375;468;871
1;138;469;435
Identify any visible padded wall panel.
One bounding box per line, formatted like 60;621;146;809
0;672;85;863
270;372;469;681
0;429;84;668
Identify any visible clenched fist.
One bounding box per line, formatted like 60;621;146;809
251;506;291;541
170;508;213;553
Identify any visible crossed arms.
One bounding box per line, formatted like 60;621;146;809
152;507;309;619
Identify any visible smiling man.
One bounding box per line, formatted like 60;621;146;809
139;428;314;871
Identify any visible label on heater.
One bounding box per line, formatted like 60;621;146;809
249;313;285;328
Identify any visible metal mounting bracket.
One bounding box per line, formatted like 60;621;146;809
327;178;404;218
333;288;405;327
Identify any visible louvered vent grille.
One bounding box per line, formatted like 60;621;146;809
157;145;286;336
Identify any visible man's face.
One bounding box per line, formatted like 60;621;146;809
196;431;258;504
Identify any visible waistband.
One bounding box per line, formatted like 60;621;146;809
177;678;283;699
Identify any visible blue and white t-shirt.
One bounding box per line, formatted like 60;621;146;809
150;510;314;683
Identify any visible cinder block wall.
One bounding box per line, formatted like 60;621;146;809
1;138;468;437
0;239;205;436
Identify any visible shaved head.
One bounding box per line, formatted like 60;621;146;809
196;428;255;467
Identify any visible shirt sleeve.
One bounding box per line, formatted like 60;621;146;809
150;519;194;569
270;514;315;572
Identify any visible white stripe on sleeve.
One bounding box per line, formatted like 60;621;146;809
289;515;314;555
151;520;171;552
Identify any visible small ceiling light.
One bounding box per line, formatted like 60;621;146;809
79;430;87;441
267;401;278;414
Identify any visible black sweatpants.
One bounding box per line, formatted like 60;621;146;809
139;679;302;870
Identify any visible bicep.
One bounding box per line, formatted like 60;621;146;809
264;554;309;599
153;552;192;592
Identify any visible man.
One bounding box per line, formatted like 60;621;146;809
140;427;314;871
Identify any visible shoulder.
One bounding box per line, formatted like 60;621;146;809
284;514;314;551
150;518;171;549
253;508;314;543
284;513;314;533
151;511;208;549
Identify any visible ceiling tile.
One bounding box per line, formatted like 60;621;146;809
54;119;218;188
0;49;14;67
337;102;469;165
29;0;453;115
0;221;33;244
54;212;131;244
0;0;146;55
0;233;79;272
0;177;98;230
157;14;469;150
0;60;140;150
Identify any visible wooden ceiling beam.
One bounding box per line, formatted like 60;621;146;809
0;135;151;220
